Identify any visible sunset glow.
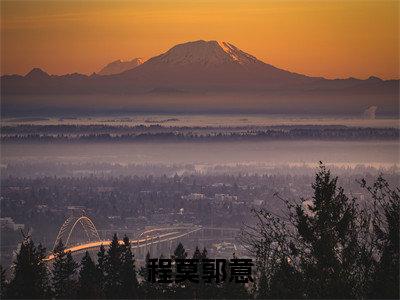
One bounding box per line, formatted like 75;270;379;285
1;0;398;79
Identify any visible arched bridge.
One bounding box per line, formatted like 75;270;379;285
53;215;101;251
45;215;240;261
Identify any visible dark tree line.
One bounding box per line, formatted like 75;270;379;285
242;163;399;299
0;236;249;299
1;164;398;299
3;127;399;143
1;234;140;299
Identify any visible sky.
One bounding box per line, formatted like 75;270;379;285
1;0;399;79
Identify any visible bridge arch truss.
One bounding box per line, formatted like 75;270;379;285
53;215;101;251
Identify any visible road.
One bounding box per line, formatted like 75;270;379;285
44;227;202;261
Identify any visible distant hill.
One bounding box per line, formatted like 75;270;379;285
1;40;398;115
98;58;144;75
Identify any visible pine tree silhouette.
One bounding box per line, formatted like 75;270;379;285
120;235;139;298
173;242;187;260
267;258;302;299
364;176;399;299
52;239;78;299
104;234;123;298
96;243;107;297
295;164;359;298
7;237;50;298
77;251;101;299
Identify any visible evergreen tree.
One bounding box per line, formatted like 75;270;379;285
36;243;51;297
77;251;101;299
173;242;187;260
104;234;123;298
145;250;151;262
362;176;399;299
120;235;138;298
139;251;156;299
192;246;201;259
139;251;151;281
7;238;50;299
294;164;359;298
193;246;221;299
171;243;189;299
96;244;107;296
182;246;202;299
218;256;249;299
52;240;78;299
201;247;208;260
267;258;302;299
243;163;368;299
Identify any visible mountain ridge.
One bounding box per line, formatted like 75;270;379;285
1;40;393;81
1;40;399;81
1;40;398;116
98;58;144;75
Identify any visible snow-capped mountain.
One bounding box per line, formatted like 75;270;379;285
1;40;398;116
118;40;311;89
148;40;260;67
98;58;143;75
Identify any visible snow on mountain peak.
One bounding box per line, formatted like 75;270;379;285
98;58;144;75
152;40;260;67
217;41;239;61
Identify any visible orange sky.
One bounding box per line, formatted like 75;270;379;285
1;0;399;79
